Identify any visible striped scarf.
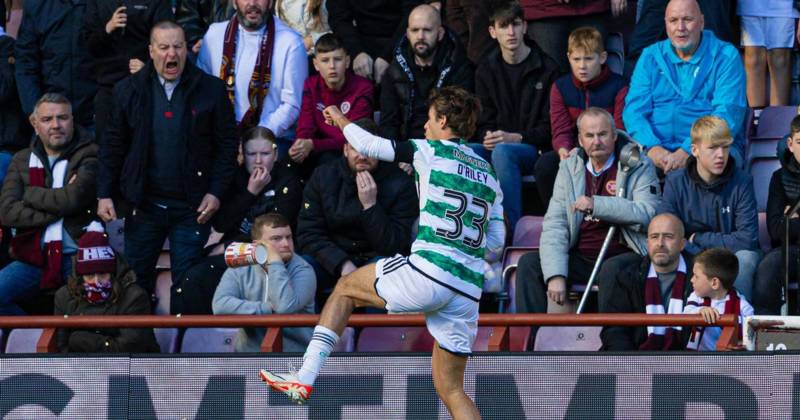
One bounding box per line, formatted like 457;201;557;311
219;14;275;132
685;289;741;350
9;153;67;289
639;256;687;350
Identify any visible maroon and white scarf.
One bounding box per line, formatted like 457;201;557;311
9;154;67;289
686;288;742;350
219;13;275;131
639;256;687;350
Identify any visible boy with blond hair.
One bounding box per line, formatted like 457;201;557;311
684;248;754;351
657;115;760;302
533;26;628;207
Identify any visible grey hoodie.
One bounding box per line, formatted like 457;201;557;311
212;254;316;352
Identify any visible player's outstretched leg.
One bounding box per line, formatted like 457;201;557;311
432;341;481;420
260;263;386;404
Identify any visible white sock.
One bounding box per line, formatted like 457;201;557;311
297;325;339;385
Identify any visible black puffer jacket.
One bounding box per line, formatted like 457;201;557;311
296;157;418;276
54;260;160;353
97;60;238;210
14;0;97;128
81;0;173;87
379;28;474;141
212;161;304;243
0;35;30;154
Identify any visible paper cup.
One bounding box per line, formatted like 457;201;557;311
224;242;268;267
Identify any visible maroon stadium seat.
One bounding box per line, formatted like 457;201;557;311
749;157;780;212
356;327;435;352
180;328;239;352
512;216;543;247
5;328;41;353
333;327;355;352
154;270;171;315
154;328;179;353
755;106;797;138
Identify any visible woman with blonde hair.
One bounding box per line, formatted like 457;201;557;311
275;0;330;53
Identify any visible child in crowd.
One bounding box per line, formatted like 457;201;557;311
533;26;628;206
684;248;754;351
290;33;374;172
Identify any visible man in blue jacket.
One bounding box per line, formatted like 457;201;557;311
623;0;746;175
657;116;760;301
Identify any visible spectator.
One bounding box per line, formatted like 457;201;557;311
533;26;628;211
754;116;800;315
472;1;558;230
197;0;308;137
629;0;738;70
96;21;238;300
81;0;173;146
684;247;753;351
380;4;473;142
0;18;31;187
291;34;374;170
445;0;493;65
327;0;423;83
657;115;760;301
175;0;234;53
600;213;695;350
518;0;628;73
0;93;98;315
515;108;659;320
176;126;303;314
54;221;160;353
275;0;331;54
624;0;747;175
213;213;315;351
738;0;798;107
14;0;97;130
296;118;418;301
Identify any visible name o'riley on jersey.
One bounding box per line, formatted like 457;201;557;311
457;163;489;184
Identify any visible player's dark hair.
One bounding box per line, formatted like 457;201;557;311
428;86;481;140
694;248;739;291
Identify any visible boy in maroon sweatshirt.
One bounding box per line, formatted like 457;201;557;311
290;34;374;170
532;26;628;206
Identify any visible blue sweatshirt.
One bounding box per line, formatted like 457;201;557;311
624;30;747;157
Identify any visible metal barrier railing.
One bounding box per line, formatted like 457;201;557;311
0;313;739;353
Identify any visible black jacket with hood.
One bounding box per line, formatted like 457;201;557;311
379;28;474;141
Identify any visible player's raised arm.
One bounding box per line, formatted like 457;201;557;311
324;105;400;162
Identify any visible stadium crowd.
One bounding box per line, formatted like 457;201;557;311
0;0;796;353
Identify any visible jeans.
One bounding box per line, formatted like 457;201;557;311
469;143;538;231
734;249;762;303
0;256;73;315
124;202;211;297
0;151;13;187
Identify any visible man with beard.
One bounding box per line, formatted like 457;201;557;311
96;21;238;299
657;116;760;303
379;4;473;142
295;118;418;305
599;213;696;350
515;108;658;336
197;0;307;137
0;93;98;315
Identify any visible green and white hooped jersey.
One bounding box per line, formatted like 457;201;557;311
408;139;505;300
